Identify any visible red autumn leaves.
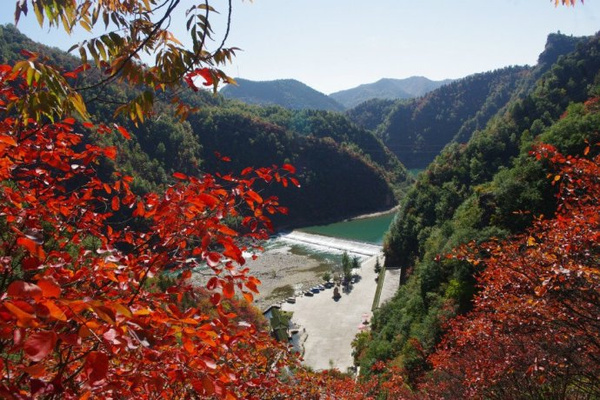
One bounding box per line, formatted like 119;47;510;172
0;64;299;398
425;143;600;398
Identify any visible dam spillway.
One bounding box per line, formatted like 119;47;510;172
277;231;382;258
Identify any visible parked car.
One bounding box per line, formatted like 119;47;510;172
304;291;314;297
311;287;320;294
286;297;296;304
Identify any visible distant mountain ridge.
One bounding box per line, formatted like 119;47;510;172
330;77;454;109
219;78;345;112
219;76;453;112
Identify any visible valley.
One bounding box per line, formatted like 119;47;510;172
1;3;600;396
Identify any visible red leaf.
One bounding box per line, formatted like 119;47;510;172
214;151;231;162
115;124;131;139
4;302;38;327
173;172;188;180
207;277;218;291
196;193;218;208
42;300;67;321
206;252;221;267
201;356;217;370
246;190;263;204
210;293;221;305
181;270;192;280
79;391;92;400
17;236;46;259
223;280;235;299
242;291;254;303
183;338;195;354
24;331;57;362
282;163;296;173
218;225;238;237
202;375;215;395
0;135;17;147
245;280;260;294
85;351;109;385
21;49;37;59
111;196;120;211
133;201;145;217
103;147;117;160
37;278;61;298
197;68;214;86
7;281;42;300
184;68;214;91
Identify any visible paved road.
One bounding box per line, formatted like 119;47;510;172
281;252;398;371
379;268;401;307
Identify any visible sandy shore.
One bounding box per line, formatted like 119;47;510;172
245;249;333;310
244;231;387;310
191;235;368;310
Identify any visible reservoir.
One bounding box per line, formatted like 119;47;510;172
297;211;396;245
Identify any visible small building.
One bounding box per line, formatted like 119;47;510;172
263;304;289;342
262;304;281;321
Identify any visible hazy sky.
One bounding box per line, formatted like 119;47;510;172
2;1;600;94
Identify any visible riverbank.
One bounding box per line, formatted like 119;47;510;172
246;232;383;310
344;205;399;221
246;249;331;310
275;205;399;232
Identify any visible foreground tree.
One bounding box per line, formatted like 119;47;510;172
425;142;600;399
0;65;303;398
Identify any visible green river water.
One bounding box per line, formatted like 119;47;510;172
298;211;397;245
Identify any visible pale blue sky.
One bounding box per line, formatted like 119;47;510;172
2;1;600;94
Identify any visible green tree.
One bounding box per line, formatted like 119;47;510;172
341;251;352;285
374;257;382;273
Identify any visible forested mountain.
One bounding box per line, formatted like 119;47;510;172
347;33;586;169
0;24;408;228
219;78;345;111
355;31;600;390
184;106;406;227
330;76;452;109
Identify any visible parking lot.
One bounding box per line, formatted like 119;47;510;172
281;253;400;371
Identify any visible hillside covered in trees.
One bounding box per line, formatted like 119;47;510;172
219;78;345;111
347;33;586;169
353;30;600;397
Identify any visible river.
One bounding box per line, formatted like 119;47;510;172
297;211;396;245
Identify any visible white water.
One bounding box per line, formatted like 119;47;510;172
276;231;382;258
